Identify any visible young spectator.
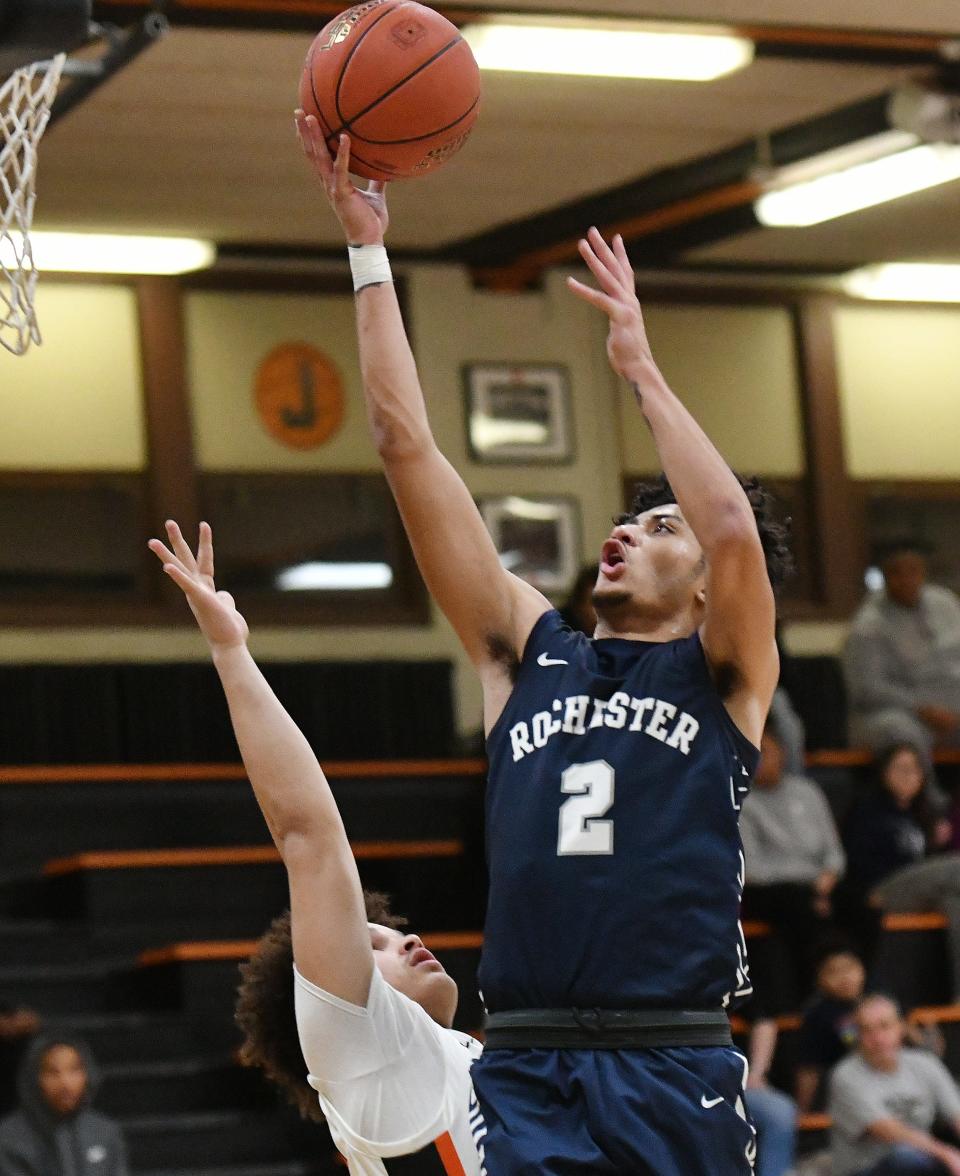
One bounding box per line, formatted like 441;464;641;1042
795;946;866;1112
843;743;960;996
741;1001;800;1176
843;541;960;766
744;1080;798;1176
740;718;846;1004
0;1034;128;1174
829;994;960;1176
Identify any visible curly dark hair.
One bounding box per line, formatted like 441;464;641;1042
618;473;793;590
235;890;406;1122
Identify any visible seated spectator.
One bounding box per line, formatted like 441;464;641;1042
829;993;960;1176
796;945;866;1112
772;621;807;778
842;743;960;997
739;993;800;1176
745;1078;798;1176
843;540;960;768
0;1034;129;1175
769;685;806;779
558;563;598;635
0;1004;40;1116
741;718;846;1006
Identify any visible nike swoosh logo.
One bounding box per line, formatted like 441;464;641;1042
700;1095;724;1109
537;652;568;667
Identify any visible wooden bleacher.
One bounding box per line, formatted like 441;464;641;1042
0;758;488;1176
1;751;958;1173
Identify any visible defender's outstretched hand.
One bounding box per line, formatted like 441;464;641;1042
148;521;249;651
567;228;654;383
295;110;388;245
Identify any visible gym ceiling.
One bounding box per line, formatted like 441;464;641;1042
29;0;960;286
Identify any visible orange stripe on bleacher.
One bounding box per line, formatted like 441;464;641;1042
3;749;957;787
909;1004;960;1025
137;930;484;968
729;1014;801;1034
806;749;960;768
43;839;464;876
799;1113;831;1132
422;931;484;950
0;759;487;785
139;941;259;966
882;912;948;932
131;910;946;965
45;846;279;875
739;911;945;939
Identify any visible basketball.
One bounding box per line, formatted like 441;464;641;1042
299;0;480;182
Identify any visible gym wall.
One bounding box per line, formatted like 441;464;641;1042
3;265;960;737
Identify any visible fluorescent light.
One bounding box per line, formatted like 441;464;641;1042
275;562;393;591
755;140;960;227
461;20;753;80
470;414;549;451
763;130;918;187
5;232;217;274
842;263;960;302
500;496;562;521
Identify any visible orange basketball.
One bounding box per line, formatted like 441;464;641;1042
299;0;480;182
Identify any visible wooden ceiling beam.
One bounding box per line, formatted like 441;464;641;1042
471;179;763;290
449;91;893;286
91;0;953;62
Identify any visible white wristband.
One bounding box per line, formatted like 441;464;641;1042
348;243;392;292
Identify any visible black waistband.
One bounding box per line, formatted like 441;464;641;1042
482;1008;733;1050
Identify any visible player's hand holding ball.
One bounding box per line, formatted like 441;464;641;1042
148;521;250;652
296;113;388;246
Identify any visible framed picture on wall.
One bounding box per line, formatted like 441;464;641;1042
463;363;573;463
479;495;580;593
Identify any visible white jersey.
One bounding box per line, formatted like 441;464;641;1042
294;965;486;1175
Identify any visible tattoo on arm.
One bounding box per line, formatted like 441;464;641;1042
630;380;643;409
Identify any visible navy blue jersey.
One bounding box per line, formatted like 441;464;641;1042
480;609;759;1014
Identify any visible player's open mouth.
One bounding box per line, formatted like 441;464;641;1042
409;947;443;970
600;540;627;580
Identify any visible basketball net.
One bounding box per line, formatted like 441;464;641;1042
0;53;65;356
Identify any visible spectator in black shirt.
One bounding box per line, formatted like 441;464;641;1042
843;743;960;995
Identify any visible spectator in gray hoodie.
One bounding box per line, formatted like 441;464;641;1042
741;717;846;1005
844;541;960;767
0;1034;128;1176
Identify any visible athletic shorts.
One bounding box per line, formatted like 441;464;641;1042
471;1044;756;1175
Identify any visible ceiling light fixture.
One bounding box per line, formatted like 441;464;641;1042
460;19;754;81
274;562;394;591
842;262;960;302
7;232;217;275
754;131;960;227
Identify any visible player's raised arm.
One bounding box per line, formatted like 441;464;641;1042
295;113;550;680
568;228;779;743
148;521;372;1005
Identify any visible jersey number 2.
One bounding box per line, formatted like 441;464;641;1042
557;759;615;855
